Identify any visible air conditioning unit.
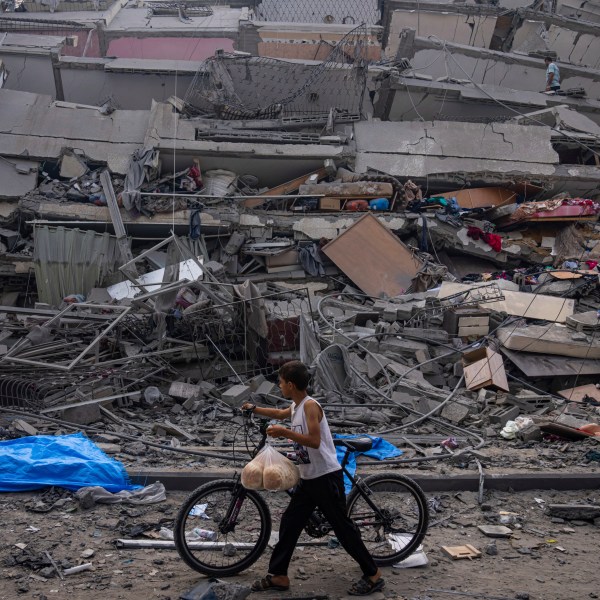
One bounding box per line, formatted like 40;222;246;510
65;35;78;47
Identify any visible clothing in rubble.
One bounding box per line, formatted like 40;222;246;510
466;226;502;252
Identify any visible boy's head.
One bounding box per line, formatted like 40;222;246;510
544;56;553;65
278;361;310;398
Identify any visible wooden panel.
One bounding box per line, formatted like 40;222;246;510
241;167;328;208
558;383;600;403
319;197;342;211
441;544;482;560
322;213;422;298
463;348;509;392
437;187;517;209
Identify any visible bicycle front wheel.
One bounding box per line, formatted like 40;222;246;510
174;479;271;577
346;473;429;566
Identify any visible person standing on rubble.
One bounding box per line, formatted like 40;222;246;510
545;57;561;92
241;360;385;596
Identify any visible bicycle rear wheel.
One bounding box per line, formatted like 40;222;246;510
174;479;271;577
346;473;429;566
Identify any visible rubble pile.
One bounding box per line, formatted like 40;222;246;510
2;159;600;476
0;0;598;538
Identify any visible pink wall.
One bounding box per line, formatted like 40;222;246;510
106;37;235;60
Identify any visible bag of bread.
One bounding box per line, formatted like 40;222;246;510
240;460;263;490
241;445;299;492
262;445;300;491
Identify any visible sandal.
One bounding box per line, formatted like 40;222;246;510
348;576;385;596
251;574;290;592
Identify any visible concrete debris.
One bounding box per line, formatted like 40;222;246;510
2;3;600;596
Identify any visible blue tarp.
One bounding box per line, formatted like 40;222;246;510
333;434;403;494
0;433;139;493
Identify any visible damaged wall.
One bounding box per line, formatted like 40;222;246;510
386;9;497;56
147;102;348;187
374;76;600;125
404;37;600;99
0;88;149;174
353;119;559;178
511;16;600;69
60;59;196;109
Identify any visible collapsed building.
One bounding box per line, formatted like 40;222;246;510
0;0;599;504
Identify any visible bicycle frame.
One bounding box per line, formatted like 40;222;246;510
220;413;389;535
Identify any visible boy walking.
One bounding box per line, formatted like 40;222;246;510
242;360;384;596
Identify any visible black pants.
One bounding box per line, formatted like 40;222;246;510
268;469;378;578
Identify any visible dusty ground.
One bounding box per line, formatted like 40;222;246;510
1;484;598;600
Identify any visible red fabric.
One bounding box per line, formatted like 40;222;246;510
586;260;598;270
467;226;483;240
483;232;502;252
466;226;502;252
188;165;203;188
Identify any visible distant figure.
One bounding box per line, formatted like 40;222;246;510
545;57;560;92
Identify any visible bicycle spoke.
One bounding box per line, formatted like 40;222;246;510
175;481;271;576
347;475;428;565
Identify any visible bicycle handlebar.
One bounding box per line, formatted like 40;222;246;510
239;408;270;457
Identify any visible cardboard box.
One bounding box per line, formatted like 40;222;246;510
319;197;342;211
462;347;509;392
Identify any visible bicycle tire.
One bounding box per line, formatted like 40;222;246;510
174;479;272;577
346;473;429;566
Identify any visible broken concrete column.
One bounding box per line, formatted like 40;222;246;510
61;404;102;426
395;27;416;60
221;384;251;407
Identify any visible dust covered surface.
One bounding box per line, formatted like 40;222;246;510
1;487;598;600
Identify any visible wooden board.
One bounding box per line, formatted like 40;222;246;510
462;347;509;392
558;383;600;403
438;282;574;323
241;167;329;208
441;544;482;560
322;213;422;298
437;187;517;209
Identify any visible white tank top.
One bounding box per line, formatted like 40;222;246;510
290;396;341;480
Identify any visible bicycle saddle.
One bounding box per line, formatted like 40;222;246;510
334;437;373;452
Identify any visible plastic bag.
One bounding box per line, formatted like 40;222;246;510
241;445;300;492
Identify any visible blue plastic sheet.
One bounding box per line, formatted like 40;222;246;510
0;433;139;493
333;434;403;494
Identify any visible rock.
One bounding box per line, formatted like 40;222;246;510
485;541;498;555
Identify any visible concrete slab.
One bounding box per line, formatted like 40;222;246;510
0;159;39;199
0;89;148;174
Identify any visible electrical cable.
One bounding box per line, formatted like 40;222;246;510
430;36;600;158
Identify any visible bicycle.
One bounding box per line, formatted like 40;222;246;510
174;409;429;577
